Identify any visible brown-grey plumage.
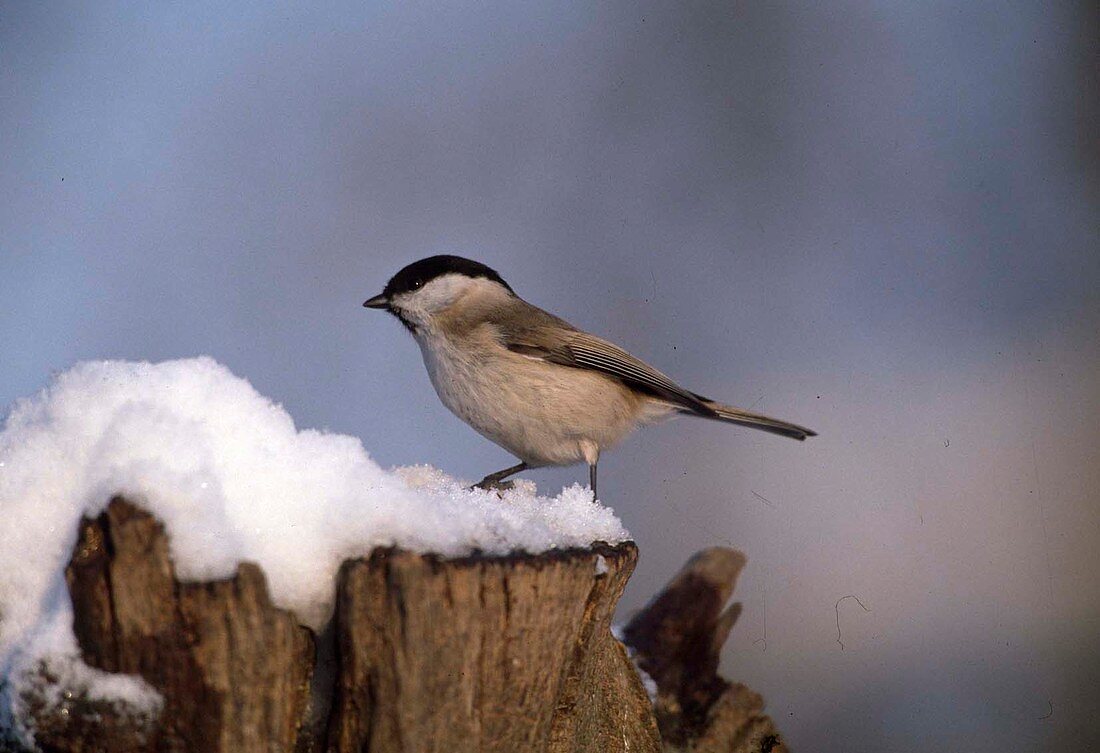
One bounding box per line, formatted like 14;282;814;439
364;255;816;496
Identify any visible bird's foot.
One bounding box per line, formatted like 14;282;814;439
470;479;518;494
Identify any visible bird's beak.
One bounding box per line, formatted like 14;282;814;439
363;294;389;310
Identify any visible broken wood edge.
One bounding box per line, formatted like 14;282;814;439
325;539;659;753
57;497;317;752
621;547;789;753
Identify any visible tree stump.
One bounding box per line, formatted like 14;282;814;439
56;498;316;753
13;499;786;753
326;545;658;752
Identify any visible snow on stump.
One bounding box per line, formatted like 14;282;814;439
1;359;786;752
57;498;316;752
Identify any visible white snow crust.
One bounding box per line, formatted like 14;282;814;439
0;357;628;733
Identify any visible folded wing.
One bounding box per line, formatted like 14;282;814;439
495;306;815;441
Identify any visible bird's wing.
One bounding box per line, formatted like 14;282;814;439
495;309;716;416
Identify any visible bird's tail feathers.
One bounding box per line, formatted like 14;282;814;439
686;399;817;441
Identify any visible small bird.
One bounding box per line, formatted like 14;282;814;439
364;255;815;497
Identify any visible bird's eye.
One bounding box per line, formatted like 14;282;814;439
410;278;423;290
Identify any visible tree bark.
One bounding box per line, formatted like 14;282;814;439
326;545;658;753
51;498;316;753
15;499;785;753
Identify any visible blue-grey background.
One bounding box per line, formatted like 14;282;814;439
3;2;1098;749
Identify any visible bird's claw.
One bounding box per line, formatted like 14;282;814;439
470;479;518;494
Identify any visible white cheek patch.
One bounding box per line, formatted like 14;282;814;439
414;275;470;310
396;274;501;325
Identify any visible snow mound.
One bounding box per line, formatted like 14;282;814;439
0;357;629;730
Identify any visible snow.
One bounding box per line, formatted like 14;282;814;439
7;611;163;737
594;553;609;576
1;591;162;743
611;624;660;704
634;661;660;704
0;357;629;735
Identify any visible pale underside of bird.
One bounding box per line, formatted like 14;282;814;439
364;255;815;497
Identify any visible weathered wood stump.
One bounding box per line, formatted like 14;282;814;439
59;499;316;753
327;546;656;752
15;498;785;753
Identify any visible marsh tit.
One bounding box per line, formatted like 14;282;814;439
364;255;815;497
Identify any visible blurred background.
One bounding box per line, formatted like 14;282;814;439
2;1;1097;749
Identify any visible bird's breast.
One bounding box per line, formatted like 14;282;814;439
414;331;649;466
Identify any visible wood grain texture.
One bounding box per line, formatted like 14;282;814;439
59;498;316;753
326;544;660;753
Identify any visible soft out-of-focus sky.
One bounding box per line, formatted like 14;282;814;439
2;2;1097;749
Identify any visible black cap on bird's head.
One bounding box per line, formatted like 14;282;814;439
363;255;513;312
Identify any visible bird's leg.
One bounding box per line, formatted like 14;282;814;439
473;461;528;491
580;439;600;500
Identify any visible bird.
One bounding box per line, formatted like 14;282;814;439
363;255;815;497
